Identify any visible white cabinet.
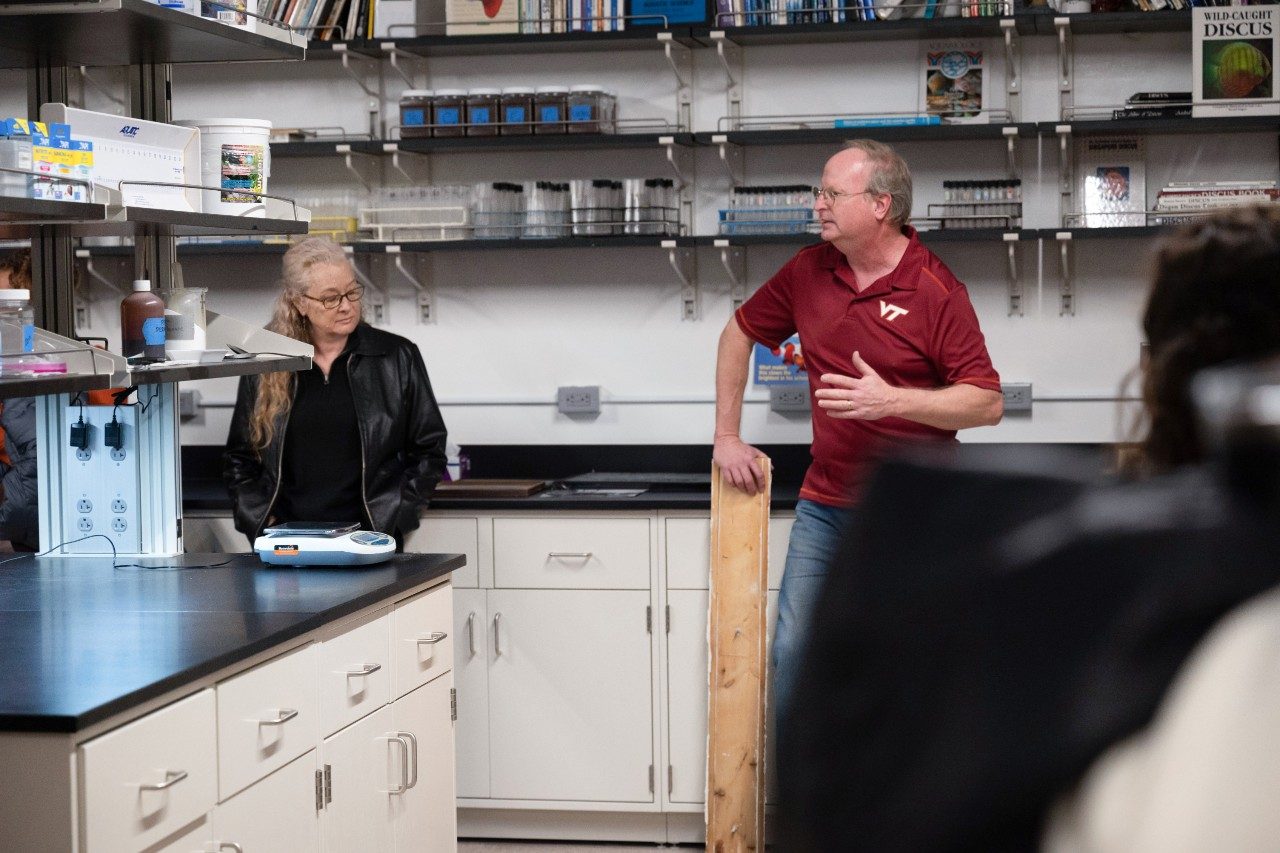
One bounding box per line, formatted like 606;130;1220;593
452;588;490;801
216;643;318;800
407;516;482;589
393;585;454;700
492;517;650;589
212;751;321;852
391;675;458;853
320;704;397;853
79;688;218;853
318;607;392;738
487;588;654;803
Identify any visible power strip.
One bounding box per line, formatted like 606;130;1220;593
60;404;142;554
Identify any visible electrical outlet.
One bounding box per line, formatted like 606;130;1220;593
77;517;93;532
557;385;601;415
1002;382;1033;413
111;518;127;533
76;498;92;514
770;385;811;414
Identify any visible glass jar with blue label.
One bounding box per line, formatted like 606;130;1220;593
0;288;34;374
500;87;534;136
533;86;568;135
567;85;604;134
399;89;434;140
466;88;501;137
432;89;467;138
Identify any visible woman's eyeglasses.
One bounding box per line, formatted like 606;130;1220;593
301;284;365;310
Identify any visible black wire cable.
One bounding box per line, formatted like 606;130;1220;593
0;534;236;572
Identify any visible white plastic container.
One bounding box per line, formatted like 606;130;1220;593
0;288;34;374
173;118;272;217
159;287;208;357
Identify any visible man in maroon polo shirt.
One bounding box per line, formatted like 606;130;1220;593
712;140;1003;728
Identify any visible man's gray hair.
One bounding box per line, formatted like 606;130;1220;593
843;139;913;228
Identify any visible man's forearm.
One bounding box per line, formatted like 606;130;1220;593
714;319;754;439
890;383;1003;430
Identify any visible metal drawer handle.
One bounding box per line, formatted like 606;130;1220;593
259;708;298;726
345;663;382;677
139;769;188;791
388;735;411;795
416;632;447;646
494;612;503;657
548;551;593;559
220;844;245;853
395;729;419;789
466;612;476;656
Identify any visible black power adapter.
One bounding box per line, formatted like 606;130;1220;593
104;420;123;450
69;420;90;450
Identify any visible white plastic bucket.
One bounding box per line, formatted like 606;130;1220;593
174;118;272;218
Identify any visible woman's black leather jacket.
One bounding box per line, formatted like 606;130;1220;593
223;323;447;541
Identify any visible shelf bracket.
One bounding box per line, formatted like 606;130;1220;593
1003;125;1019;181
336;144;375;192
337;46;381;100
76;66;126;114
383;142;431;184
345;247;389;325
388;247;434;324
716;240;747;310
75;249;123;297
711;135;744;185
1004;233;1022;317
1001;18;1021;122
1056;231;1074;316
664;240;699;321
658;33;693;131
383;44;425;90
1055;17;1073;121
661;136;692;188
1056;124;1074;222
710;32;743;128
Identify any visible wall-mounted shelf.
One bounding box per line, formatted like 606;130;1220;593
1042;225;1169;240
695;228;1030;247
691;15;1026;45
2;195;309;237
1037;8;1190;36
0;0;305;69
0;195;107;224
353;235;693;253
1048;115;1280;137
698;123;1034;146
372;28;698;57
271;134;695;157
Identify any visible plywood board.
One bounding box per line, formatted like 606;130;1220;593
706;457;771;852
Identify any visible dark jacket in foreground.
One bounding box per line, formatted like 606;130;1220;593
223;324;447;541
779;448;1280;853
0;396;38;549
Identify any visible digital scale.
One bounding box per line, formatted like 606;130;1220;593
254;522;396;567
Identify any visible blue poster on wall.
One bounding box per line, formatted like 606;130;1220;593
753;334;807;385
629;0;708;26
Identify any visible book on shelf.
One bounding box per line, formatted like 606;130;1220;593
1126;91;1192;105
1076;135;1147;228
1155;187;1280;211
1164;180;1277;190
446;0;520;34
1193;5;1280;118
1112;105;1193;119
834;115;942;127
921;41;986;123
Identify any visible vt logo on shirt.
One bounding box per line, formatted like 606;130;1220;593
880;300;910;322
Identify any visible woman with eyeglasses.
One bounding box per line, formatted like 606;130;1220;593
223;237;447;546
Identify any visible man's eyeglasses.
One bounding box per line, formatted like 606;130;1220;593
811;186;878;203
301;284;365;310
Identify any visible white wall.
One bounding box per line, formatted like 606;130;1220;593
3;26;1263;449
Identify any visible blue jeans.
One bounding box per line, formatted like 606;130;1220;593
772;499;852;732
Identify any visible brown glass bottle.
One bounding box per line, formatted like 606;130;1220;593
121;279;166;360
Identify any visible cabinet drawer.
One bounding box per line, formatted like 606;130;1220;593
80;689;217;853
408;516;480;588
216;643;318;800
493;517;650;589
393;583;454;699
318;607;392;737
666;515;792;591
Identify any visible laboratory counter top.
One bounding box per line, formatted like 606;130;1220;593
181;479;802;512
0;551;465;733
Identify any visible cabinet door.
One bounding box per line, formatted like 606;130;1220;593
319;704;395;853
488;589;653;803
666;589;778;806
213;751;320;853
391;676;457;853
665;515;794;592
408;517;480;588
452;588;490;800
318;607;392;738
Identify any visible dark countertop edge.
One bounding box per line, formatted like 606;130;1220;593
0;554;465;734
424;495;802;511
